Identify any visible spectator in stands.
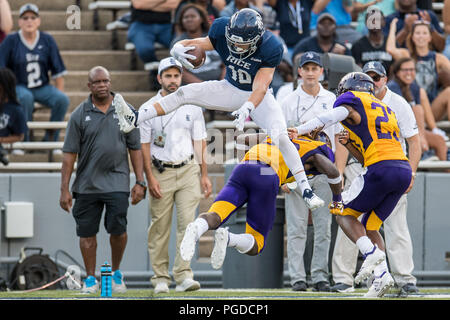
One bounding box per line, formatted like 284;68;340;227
352;0;395;35
387;18;450;123
171;4;225;84
268;0;314;60
0;0;12;44
310;0;363;45
292;13;351;67
174;0;220;35
442;0;450;63
0;3;69;148
351;7;394;74
128;0;180;89
59;66;146;294
0;68;27;145
387;57;448;160
383;0;445;52
139;57;211;294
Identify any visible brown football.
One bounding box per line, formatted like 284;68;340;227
186;46;206;69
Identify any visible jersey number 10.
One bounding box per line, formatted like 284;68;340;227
228;65;252;84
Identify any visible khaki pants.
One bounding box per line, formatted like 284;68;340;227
148;161;202;286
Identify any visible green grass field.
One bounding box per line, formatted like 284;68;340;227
1;287;450;300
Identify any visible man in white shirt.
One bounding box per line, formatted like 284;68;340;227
139;57;212;294
331;61;421;295
281;51;347;292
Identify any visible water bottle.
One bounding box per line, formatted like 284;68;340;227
100;261;112;297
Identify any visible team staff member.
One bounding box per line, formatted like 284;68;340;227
331;62;421;295
139;57;212;294
59;66;146;294
281;51;347;292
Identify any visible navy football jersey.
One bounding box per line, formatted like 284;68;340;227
0;31;67;89
208;17;283;91
0;102;28;137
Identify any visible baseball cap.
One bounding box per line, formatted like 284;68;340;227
362;61;386;76
158;57;183;75
317;12;336;24
299;51;322;67
19;3;39;17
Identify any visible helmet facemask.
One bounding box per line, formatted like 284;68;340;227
225;27;261;60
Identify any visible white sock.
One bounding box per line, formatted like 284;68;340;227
228;232;255;254
137;104;158;125
356;236;375;256
373;260;388;277
193;217;209;241
293;170;311;194
275;133;312;194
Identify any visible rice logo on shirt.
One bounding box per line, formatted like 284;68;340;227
0;113;10;130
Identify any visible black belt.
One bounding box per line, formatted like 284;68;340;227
161;155;194;169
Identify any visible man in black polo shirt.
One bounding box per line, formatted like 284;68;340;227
59;66;146;294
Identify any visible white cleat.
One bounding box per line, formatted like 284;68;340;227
355;245;386;284
364;271;394;298
180;222;199;262
211;227;229;270
113;93;137;133
302;189;325;210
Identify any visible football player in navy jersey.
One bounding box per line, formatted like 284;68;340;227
0;3;69;142
115;8;325;211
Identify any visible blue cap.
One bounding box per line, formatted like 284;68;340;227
19;3;39;17
299;51;322;67
362;61;386;76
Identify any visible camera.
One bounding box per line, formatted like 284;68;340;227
152;156;165;173
0;145;8;166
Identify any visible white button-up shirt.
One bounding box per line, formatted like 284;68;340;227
281;83;342;152
381;87;419;154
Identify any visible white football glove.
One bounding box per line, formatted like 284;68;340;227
170;43;196;70
232;101;255;131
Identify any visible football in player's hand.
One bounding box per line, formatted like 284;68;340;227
186;46;206;69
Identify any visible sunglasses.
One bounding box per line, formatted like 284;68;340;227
369;74;383;82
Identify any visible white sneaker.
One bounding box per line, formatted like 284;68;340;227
302;189;325;210
154;282;169;294
211;227;229;270
113;93;137;133
180;222;199;262
364;271;394;298
355;245;386;284
11;149;25;156
112;270;127;293
175;278;200;292
52;149;63;156
80;276;99;294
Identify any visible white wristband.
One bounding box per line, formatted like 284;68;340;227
327;175;342;184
